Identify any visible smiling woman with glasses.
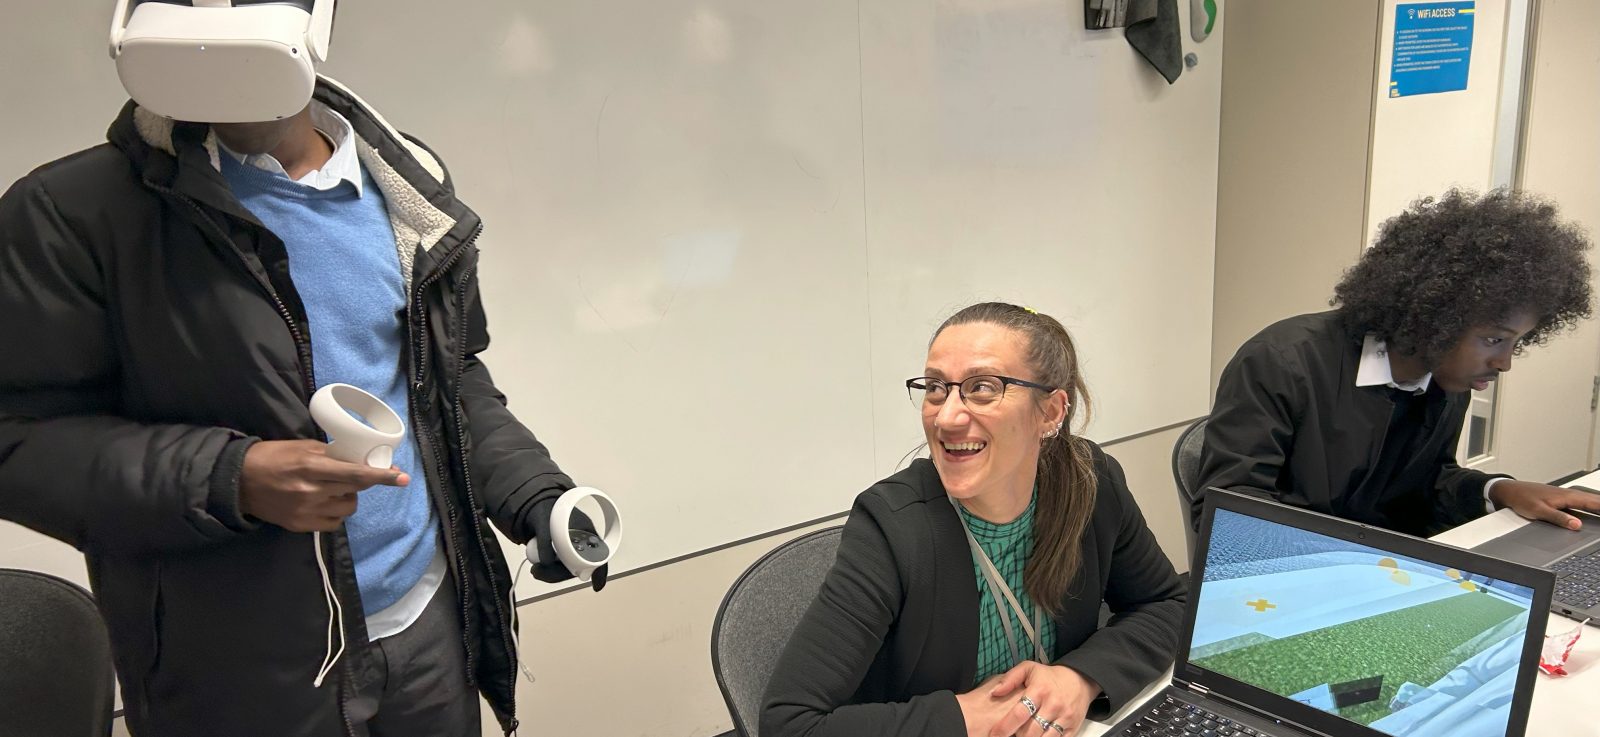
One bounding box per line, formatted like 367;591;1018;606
762;302;1184;737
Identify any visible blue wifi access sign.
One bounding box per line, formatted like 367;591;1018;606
1389;1;1476;98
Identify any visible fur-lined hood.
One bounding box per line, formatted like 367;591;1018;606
107;75;474;286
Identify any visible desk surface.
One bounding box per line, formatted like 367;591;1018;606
1081;473;1600;737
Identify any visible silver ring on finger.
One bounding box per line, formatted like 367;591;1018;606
1020;696;1039;715
1032;714;1053;732
1050;722;1068;734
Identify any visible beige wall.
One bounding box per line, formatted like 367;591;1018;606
1103;425;1195;573
488;518;845;737
1487;0;1600;481
1210;0;1379;387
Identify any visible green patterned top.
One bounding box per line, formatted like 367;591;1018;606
959;493;1057;684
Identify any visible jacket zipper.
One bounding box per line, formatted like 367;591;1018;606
156;186;360;737
412;224;521;733
156;188;316;397
448;259;520;734
412;409;473;670
407;224;499;691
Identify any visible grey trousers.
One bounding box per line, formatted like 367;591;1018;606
346;581;482;737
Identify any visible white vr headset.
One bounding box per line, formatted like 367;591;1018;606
109;0;335;123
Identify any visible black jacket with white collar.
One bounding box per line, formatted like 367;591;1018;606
1196;310;1501;537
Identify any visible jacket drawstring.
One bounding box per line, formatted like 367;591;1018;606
312;531;347;687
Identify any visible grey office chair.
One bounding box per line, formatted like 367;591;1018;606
1171;417;1209;562
712;526;843;737
0;569;116;737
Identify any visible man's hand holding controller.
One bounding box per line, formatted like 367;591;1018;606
239;440;407;532
240;384;409;532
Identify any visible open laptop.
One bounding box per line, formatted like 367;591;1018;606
1103;489;1554;737
1470;499;1600;623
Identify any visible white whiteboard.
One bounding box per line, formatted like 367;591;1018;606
0;0;1222;595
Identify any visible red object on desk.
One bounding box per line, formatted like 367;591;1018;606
1540;618;1588;676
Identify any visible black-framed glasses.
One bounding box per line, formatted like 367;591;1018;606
905;375;1057;411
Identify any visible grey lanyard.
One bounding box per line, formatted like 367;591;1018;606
951;497;1048;666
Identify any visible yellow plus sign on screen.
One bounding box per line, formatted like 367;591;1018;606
1246;598;1276;612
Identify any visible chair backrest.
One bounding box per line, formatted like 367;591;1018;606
1171;416;1209;560
0;569;115;737
712;526;844;737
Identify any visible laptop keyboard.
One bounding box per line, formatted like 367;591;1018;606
1114;694;1282;737
1553;548;1600;609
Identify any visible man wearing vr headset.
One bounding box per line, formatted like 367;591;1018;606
0;2;594;734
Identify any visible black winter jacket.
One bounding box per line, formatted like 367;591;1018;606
0;80;571;735
1195;311;1499;537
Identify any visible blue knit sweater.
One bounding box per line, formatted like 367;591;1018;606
222;155;437;616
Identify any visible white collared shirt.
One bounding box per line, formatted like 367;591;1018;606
1355;335;1432;394
1354;334;1502;509
218;101;364;196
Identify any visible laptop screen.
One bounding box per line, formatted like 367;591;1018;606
1189;507;1537;737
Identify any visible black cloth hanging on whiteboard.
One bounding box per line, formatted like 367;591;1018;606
1124;0;1183;84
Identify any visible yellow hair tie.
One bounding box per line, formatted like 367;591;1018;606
1023;306;1038;314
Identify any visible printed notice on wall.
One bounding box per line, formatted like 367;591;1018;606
1389;1;1475;98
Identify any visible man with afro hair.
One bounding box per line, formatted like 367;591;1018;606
1196;188;1600;537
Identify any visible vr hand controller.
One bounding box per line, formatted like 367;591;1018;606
525;487;623;587
309;383;405;469
305;383;404;688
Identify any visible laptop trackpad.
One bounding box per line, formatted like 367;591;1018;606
1473;513;1600;566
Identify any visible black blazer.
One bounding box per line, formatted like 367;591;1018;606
760;444;1185;737
1196;311;1499;537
